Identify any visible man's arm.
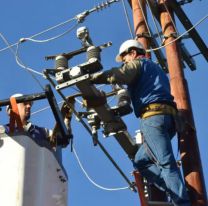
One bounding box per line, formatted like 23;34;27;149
91;59;141;85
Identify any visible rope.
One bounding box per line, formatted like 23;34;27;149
121;0;134;38
73;146;129;191
146;13;208;52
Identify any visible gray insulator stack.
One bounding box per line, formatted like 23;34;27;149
55;55;68;70
87;46;101;61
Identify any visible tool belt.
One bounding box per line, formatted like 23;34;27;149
140;103;177;119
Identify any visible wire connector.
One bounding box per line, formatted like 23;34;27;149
76;11;90;23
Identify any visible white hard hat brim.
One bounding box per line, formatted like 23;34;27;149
115;39;146;62
115;54;123;62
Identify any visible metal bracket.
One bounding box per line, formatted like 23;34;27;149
162;32;178;44
163;32;178;39
56;74;90;90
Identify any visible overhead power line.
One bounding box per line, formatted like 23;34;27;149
0;0;120;53
0;17;76;53
20;23;79;44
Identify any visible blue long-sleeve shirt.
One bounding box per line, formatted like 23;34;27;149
92;58;174;117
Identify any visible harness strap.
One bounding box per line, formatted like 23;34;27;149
140;103;177;119
9;97;24;133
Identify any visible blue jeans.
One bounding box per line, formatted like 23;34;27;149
133;115;190;206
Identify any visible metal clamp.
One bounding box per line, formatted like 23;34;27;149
136;32;151;39
162;32;178;45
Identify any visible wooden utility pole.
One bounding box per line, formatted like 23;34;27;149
130;0;167;202
158;1;207;205
131;0;151;58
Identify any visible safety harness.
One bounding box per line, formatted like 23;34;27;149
139;102;180;168
140;103;177;119
9;96;24;133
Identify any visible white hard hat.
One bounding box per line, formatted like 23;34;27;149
6;93;23;113
115;39;145;62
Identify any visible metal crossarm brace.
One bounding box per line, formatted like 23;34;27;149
75;78;138;159
169;0;208;62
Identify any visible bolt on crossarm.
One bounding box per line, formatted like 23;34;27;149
158;0;207;205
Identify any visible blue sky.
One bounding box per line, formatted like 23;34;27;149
0;1;207;205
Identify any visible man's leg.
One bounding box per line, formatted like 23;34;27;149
134;144;167;192
140;115;190;206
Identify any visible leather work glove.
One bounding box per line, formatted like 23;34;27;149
91;71;109;84
61;98;75;120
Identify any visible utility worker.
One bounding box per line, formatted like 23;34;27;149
91;39;190;206
4;94;62;159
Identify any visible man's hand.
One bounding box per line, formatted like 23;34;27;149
90;71;110;84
